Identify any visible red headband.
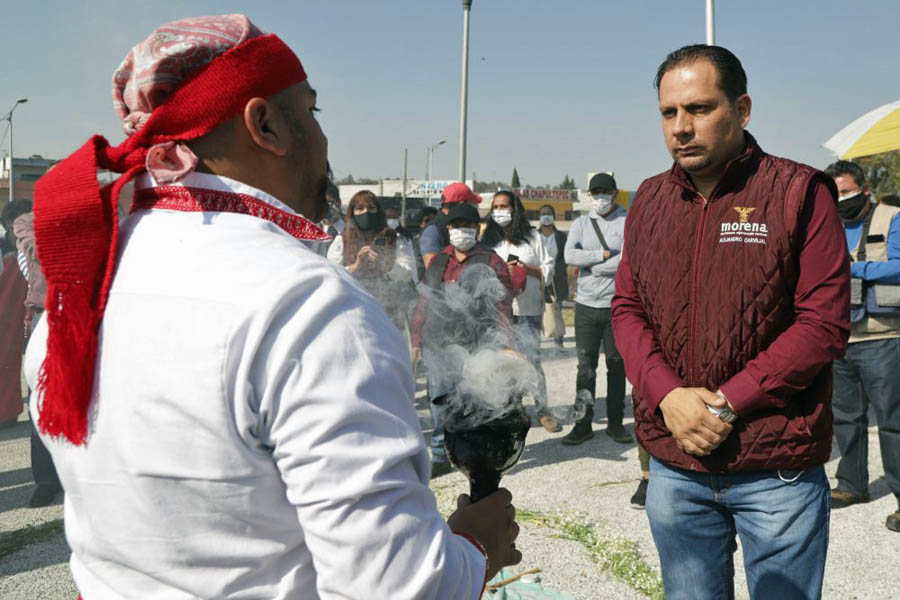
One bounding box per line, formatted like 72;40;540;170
33;34;307;445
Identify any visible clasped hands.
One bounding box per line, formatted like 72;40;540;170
659;387;734;457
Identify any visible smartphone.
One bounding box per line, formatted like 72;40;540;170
373;237;387;247
507;253;519;264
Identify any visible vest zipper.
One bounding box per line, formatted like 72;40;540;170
687;197;710;386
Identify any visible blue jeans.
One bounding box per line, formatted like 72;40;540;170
429;401;447;463
832;337;900;503
646;458;830;600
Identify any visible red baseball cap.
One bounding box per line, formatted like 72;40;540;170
441;182;482;205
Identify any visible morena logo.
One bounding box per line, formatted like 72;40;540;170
719;206;768;244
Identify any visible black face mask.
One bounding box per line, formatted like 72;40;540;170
354;211;379;232
838;192;868;221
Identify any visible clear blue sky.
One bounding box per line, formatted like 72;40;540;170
2;0;898;190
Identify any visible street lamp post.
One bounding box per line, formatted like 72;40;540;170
458;0;472;182
706;0;715;45
4;98;28;204
427;139;446;204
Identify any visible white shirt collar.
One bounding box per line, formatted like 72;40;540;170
135;172;298;216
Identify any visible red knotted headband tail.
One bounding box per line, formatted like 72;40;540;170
32;34;307;445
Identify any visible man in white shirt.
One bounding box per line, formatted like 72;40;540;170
27;14;520;599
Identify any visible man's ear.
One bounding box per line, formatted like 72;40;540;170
735;94;752;129
242;97;290;157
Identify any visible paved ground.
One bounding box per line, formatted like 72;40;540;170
1;330;898;598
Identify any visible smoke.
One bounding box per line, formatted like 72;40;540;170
336;235;543;430
420;263;541;430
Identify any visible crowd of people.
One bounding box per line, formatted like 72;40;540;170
1;12;899;600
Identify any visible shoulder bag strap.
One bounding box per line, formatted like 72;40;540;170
588;217;611;252
856;206;876;262
424;252;452;290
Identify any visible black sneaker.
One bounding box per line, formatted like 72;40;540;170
562;408;594;445
28;483;62;508
606;423;634;444
830;489;870;509
630;479;648;509
430;461;453;479
887;510;900;533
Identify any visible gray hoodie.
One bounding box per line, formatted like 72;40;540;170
564;206;626;308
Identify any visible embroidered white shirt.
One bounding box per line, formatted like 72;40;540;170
26;172;485;600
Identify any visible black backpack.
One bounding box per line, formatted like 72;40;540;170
421;252;500;351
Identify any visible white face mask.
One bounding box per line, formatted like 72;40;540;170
591;192;615;215
449;227;478;251
386;218;400;230
539;215;554;226
492;209;513;226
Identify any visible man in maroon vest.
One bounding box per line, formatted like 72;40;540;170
612;45;850;598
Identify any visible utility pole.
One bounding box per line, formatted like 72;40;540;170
401;148;408;222
458;0;472;182
427;139;446;205
706;0;715;45
4;98;28;204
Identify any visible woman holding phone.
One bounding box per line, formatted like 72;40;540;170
482;190;558;432
328;191;416;329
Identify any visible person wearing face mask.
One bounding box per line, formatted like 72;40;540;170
411;202;524;477
538;204;569;349
419;182;483;270
482;191;558;433
328;190;417;329
562;172;632;446
314;180;343;257
385;206;414;244
824;160;900;533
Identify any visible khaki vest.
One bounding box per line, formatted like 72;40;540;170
849;202;900;342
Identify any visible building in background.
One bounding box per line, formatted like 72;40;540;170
0;155;58;209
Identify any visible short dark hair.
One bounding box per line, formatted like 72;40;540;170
420;206;438;221
824;160;866;187
539;203;555;217
1;199;33;228
654;44;747;103
325;180;339;203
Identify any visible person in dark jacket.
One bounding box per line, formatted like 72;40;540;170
612;45;850;599
410;202;524;478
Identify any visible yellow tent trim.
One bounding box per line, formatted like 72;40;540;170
844;107;900;159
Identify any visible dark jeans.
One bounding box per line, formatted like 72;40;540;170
574;303;626;426
31;420;60;487
832;337;900;503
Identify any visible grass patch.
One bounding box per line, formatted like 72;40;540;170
516;508;663;599
0;519;64;560
435;487;664;599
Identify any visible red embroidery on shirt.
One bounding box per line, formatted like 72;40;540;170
132;186;332;242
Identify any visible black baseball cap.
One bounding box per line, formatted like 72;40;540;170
446;202;481;225
588;172;617;192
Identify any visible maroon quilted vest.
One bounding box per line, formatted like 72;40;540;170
626;134;835;472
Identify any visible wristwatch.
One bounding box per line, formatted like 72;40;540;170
707;391;738;424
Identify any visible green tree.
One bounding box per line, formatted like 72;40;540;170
473;180;507;193
511;168;521;189
338;174;355;185
559;174;576;190
857;150;900;198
